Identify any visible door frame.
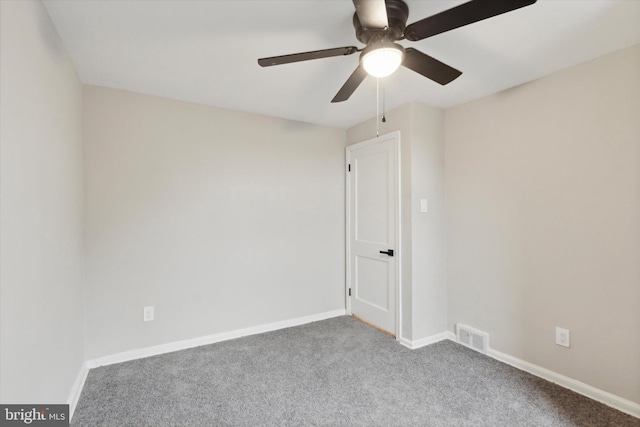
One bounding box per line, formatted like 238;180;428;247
345;131;401;340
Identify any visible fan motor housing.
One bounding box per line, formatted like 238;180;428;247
353;0;409;44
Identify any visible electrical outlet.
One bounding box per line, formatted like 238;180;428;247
556;327;570;348
143;306;154;322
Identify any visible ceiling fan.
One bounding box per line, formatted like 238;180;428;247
258;0;537;103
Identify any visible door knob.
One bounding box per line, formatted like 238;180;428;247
379;249;394;256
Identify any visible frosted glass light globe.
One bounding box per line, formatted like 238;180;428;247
362;44;405;78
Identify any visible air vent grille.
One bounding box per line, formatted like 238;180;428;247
456;324;489;354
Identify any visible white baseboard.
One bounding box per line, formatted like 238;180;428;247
399;331;455;350
67;361;89;420
486;347;640;419
401;331;639;419
87;309;346;369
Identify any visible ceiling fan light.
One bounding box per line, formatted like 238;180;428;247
361;43;405;78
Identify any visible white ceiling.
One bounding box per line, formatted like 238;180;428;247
43;0;640;129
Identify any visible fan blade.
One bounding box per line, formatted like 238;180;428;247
331;65;368;103
258;46;359;67
402;48;462;85
405;0;537;41
352;0;388;29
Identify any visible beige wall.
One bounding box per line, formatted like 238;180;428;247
83;86;346;359
445;44;640;403
0;1;85;403
347;102;447;342
410;103;447;339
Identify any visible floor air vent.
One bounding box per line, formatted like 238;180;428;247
456;324;489;354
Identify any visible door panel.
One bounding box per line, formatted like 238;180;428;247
355;151;389;244
355;255;389;311
347;133;399;335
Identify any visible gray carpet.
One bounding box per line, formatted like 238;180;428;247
71;316;639;426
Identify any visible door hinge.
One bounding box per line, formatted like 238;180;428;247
348;288;351;296
348;164;351;172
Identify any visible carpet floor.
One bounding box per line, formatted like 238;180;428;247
71;316;639;426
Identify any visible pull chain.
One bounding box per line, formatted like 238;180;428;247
381;78;386;123
376;78;387;138
376;78;380;137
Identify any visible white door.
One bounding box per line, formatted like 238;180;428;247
346;132;399;336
